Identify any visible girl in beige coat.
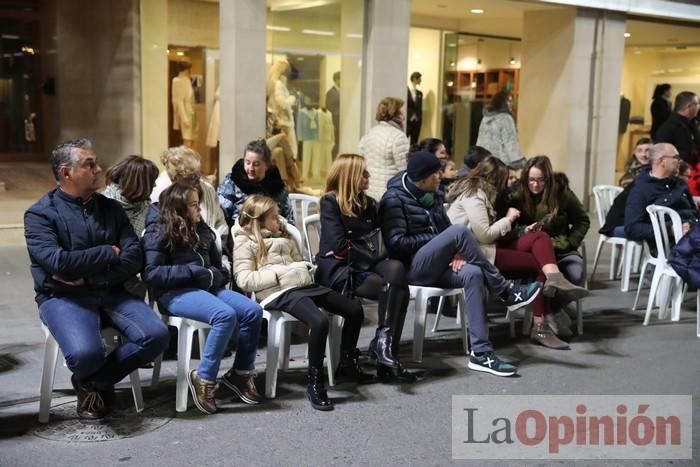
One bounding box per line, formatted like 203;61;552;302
232;195;370;411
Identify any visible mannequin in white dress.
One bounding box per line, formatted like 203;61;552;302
172;62;197;148
266;60;297;159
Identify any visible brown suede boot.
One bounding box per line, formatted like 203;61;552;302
530;322;570;349
543;272;589;303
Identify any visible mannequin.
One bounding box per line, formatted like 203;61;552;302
266;60;297;159
315;106;334;178
172;62;197;147
406;71;423;146
325;71;340;158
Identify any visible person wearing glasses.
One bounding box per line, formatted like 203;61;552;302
501;155;590;337
150;146;228;239
217;139;295;227
624;143;699;244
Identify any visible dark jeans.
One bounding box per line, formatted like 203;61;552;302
39;292;170;389
408;225;511;353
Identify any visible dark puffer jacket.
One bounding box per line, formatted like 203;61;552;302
24;188;143;306
624;167;698;243
142;205;230;301
379;171;451;262
669;223;700;288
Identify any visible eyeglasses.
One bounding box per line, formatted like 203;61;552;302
528;177;546;185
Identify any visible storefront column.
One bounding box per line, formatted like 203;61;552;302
362;0;411;136
518;8;625;205
140;0;168;165
219;0;266;178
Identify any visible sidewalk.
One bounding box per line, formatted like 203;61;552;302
1;232;699;466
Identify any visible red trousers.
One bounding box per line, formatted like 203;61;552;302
495;231;557;317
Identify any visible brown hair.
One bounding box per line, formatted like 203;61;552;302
158;183;199;251
238;194;286;265
104;155;159;202
518;155;559;219
324;153;369;217
446;156;508;204
375;97;404;122
490;90;512;112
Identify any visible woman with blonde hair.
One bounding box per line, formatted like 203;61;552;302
316;154;416;382
359;97;410;200
233;194;370;411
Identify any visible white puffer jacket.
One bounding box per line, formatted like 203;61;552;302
232;218;313;302
476;109;521;167
359;121;409;201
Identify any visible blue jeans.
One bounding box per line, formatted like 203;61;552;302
159;288;262;381
39;292;170;389
612;226;625;238
408;225;510;353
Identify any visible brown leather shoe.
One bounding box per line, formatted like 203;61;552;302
543;272;589;302
187;369;218;414
71;375;109;420
221;369;262;405
530;322;570;350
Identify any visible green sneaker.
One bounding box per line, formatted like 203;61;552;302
467;351;517;377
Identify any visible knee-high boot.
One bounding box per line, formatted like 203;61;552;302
368;285;417;382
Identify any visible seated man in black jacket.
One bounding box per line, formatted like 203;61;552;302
379;151;541;377
24;139;169;419
624;143;699;244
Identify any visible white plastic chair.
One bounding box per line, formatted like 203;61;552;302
39;324;144;423
261;223;342;398
302;213;321;263
289;194;320;260
410;285;468;363
589;185;642;291
634;206;685;326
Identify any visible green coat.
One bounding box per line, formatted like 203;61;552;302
506;184;590;254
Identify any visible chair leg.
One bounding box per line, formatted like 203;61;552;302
265;315;284;399
326;315;343;387
175;322;193;413
644;270;662;325
621;242;634;292
589;237;605;283
696;291;700;338
670;281;685;322
457;294;470;355
38;335;60;424
576;299;583;335
521;308;533;336
280;325;292;370
412;292;428;363
632;260;651;311
431;296;445;332
151;353;162;390
129;370;144;414
609;243;618;281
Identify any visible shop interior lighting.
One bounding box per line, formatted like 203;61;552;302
267;25;291;32
624;33;631;38
510;57;516;65
176;51;185;56
1;34;20;40
302;29;335;36
470;9;484;14
346;33;362;39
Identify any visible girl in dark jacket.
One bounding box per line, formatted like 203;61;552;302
316;154;416;382
142;183;263;415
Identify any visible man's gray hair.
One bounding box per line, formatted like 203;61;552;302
50;138;92;182
648;142;674;166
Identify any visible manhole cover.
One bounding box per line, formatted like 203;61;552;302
32;393;175;442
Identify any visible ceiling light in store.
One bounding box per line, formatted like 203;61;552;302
346;33;362;39
447;81;454;87
510;57;516;65
21;46;35;54
267;25;291;32
13;52;23;56
297;57;305;61
470;9;484;14
302;29;335;36
176;51;185;56
448;43;456;48
1;34;20;40
624;33;631;38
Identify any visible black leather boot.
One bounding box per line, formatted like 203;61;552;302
335;348;375;384
369;286;418;383
307;366;333;411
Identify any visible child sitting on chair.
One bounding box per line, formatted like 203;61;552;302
232;194;371;411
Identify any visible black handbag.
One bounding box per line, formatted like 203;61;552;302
348;227;387;271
